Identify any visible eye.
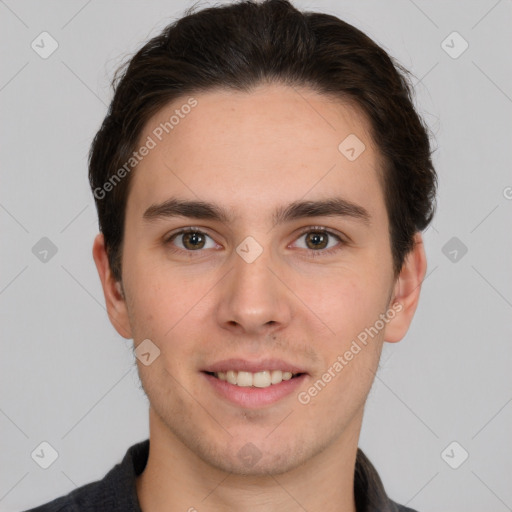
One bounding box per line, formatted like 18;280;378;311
164;226;345;258
165;228;218;252
292;227;344;257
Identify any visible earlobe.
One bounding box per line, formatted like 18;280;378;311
383;232;427;343
92;233;132;339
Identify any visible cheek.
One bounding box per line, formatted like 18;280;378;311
123;259;211;365
302;269;391;341
123;239;177;316
122;262;174;341
305;283;386;407
300;270;390;404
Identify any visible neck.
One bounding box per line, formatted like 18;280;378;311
136;407;363;512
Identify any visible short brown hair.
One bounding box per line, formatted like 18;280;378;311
89;0;437;282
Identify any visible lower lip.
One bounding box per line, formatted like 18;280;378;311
202;372;307;408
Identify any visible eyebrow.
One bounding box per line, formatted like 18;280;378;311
143;197;371;227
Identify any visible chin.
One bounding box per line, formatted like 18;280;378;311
203;442;307;477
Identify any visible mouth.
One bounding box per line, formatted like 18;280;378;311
201;359;308;408
203;369;305;388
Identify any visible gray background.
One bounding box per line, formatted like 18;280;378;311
1;1;511;510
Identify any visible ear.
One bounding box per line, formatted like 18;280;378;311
383;232;427;343
92;233;132;339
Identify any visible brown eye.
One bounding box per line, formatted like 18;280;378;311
167;229;217;252
292;227;344;258
181;231;206;250
304;231;329;250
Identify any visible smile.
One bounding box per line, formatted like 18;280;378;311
208;370;302;388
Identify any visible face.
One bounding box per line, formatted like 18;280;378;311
95;83;421;476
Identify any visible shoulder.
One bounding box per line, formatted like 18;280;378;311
22;440;149;512
355;448;420;512
389;500;420;512
22;478;113;512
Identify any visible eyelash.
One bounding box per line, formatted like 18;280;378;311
164;226;345;259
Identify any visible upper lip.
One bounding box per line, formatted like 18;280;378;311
202;358;308;374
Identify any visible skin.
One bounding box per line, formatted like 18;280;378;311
93;83;427;512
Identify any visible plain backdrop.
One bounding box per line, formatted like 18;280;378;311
1;1;511;511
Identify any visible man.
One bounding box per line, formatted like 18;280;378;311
27;0;436;510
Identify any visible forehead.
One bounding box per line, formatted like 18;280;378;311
128;83;386;221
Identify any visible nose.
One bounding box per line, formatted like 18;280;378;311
215;243;293;337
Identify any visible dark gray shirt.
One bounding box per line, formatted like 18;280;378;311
25;440;418;512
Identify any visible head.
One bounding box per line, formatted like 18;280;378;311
91;0;436;476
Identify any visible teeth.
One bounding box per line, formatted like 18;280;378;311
237;371;253;387
270;370;283;384
253;371;271;388
213;369;299;388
